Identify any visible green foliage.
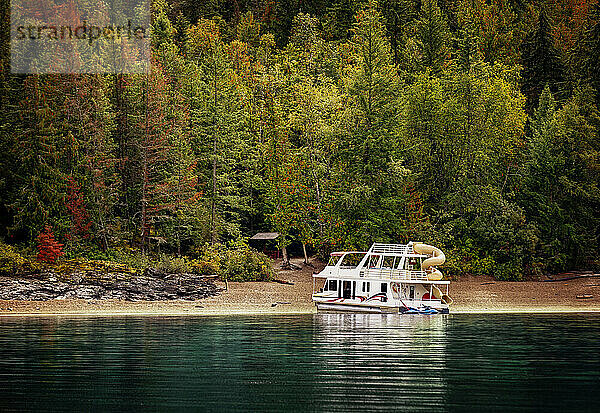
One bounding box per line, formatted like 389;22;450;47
521;10;567;113
221;245;274;282
520;85;600;273
200;242;274;282
400;64;527;210
413;0;451;73
156;254;192;274
0;241;26;275
445;186;538;281
104;248;155;271
0;1;599;281
442;239;496;280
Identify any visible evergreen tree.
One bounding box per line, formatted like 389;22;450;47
379;0;420;65
520;85;600;272
322;0;365;40
188;18;257;244
578;2;600;105
414;0;451;74
64;75;118;251
521;10;567;113
9;76;71;240
188;19;232;244
335;0;409;248
457;0;523;67
343;0;400;176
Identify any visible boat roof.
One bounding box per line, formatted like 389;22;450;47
329;251;427;258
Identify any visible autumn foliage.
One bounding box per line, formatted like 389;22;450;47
66;176;92;241
36;226;64;264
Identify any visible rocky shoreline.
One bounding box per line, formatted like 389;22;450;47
0;270;221;301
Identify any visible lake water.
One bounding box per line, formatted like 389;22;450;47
1;314;599;411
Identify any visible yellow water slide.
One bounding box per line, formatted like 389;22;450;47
412;242;445;280
412;242;453;304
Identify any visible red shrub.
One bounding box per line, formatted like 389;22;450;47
36;225;64;264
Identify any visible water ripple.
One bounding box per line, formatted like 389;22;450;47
0;314;599;411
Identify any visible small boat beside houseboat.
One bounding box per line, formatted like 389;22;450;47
312;242;452;314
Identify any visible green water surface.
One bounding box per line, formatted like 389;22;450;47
1;314;599;411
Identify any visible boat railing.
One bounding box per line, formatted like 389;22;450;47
369;243;413;255
359;268;428;281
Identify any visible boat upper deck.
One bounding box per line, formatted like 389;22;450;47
312;269;450;284
314;242;450;284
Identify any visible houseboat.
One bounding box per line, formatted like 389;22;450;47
312;242;452;314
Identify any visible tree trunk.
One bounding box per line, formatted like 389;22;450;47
302;242;308;265
282;246;289;267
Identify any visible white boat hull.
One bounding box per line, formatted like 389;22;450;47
314;298;449;314
315;303;399;313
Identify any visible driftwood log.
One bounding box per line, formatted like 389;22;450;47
273;278;295;285
543;274;600;282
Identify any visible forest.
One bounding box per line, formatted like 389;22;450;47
0;0;599;280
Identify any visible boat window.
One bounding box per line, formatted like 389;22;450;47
327;255;342;266
382;256;394;269
367;255;381;268
328;280;337;291
381;283;387;293
364;282;370;293
342;281;352;299
340;253;366;269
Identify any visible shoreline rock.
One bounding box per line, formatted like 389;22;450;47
0;270;221;301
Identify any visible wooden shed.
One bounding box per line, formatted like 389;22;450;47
249;232;280;259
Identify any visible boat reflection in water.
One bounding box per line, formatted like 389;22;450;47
312;313;449;411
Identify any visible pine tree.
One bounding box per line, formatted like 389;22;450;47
322;0;364;40
334;0;409;248
379;0;420;65
521;10;567;113
343;0;400;177
137;66;172;252
188;18;252;244
10;76;70;239
63;74;118;251
414;0;451;73
519;85;600;272
579;2;600;105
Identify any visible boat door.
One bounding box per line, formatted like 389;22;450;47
342;281;352;299
409;285;415;300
